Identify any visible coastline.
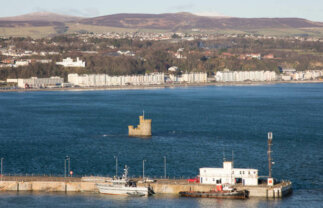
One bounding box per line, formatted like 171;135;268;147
1;80;322;93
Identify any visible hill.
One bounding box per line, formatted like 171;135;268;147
0;12;82;22
79;12;323;30
0;12;323;38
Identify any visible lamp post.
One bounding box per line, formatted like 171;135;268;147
114;156;118;177
64;158;66;178
164;156;167;179
142;160;146;179
268;132;273;178
67;156;70;177
1;158;3;181
64;156;70;178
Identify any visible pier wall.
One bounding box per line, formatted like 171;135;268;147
148;180;292;198
0;181;98;193
0;178;291;198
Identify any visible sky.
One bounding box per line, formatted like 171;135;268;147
0;0;322;21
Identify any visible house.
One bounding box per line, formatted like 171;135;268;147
56;57;85;68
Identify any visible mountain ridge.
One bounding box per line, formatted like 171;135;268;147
0;12;322;32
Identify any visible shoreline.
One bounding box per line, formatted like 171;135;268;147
1;80;323;93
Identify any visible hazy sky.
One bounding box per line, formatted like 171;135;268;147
0;0;322;21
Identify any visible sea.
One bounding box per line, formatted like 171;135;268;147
0;83;322;207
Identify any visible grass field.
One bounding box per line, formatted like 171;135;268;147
0;26;56;39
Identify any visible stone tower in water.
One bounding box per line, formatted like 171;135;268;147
128;112;152;137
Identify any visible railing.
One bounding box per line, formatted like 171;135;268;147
0;174;198;182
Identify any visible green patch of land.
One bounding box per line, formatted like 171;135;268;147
0;26;56;39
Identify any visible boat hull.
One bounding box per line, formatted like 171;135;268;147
179;190;247;199
96;183;149;197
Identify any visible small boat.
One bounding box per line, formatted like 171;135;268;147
179;185;247;199
96;165;154;197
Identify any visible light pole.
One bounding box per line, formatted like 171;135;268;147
1;158;3;181
164;156;167;179
268;132;273;178
64;156;70;178
64;158;67;178
142;160;146;179
114;156;118;178
67;156;70;177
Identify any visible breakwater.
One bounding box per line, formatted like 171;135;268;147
0;176;291;198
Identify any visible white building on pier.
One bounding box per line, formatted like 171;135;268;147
200;161;259;186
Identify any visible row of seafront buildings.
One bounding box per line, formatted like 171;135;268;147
8;72;207;88
68;73;165;87
68;72;207;87
6;69;323;89
215;69;323;82
215;70;277;82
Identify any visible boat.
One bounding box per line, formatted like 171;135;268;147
179;185;247;199
96;165;154;197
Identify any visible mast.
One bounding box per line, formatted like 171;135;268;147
268;132;273;178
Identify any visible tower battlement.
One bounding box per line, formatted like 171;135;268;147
128;114;152;137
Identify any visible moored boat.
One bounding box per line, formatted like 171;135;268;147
96;165;154;197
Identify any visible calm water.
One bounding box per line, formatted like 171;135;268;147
0;84;322;207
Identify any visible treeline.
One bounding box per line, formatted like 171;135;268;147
1;35;323;80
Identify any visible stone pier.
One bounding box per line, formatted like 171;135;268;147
0;176;292;198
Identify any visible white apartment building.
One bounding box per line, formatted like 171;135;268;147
200;161;258;186
285;70;323;81
68;73;165;87
215;70;277;82
168;72;208;83
56;57;85;68
17;77;64;88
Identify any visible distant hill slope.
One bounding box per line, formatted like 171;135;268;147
0;12;82;22
80;12;323;30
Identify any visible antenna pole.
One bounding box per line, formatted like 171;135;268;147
232;150;234;166
268;132;273;178
223;149;226;162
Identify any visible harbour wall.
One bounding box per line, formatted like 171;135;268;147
0;181;98;193
146;180;292;198
0;177;292;198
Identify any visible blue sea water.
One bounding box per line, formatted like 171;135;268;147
0;84;322;207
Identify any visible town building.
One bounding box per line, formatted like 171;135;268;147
168;66;178;72
168;72;208;83
68;73;165;87
279;67;296;74
215;70;277;82
56;57;85;68
17;77;64;88
200;161;258;186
